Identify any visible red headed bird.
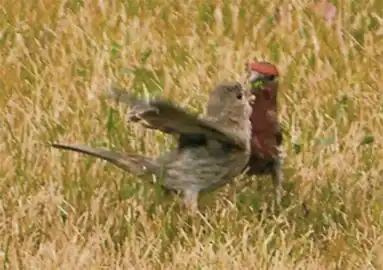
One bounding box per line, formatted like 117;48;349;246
244;61;285;207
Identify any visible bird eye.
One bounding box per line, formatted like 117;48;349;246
236;93;243;100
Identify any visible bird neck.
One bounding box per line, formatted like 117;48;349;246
220;111;252;141
251;81;278;105
250;82;279;133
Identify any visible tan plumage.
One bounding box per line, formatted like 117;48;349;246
52;82;254;211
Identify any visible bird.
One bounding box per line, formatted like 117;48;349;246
52;81;255;211
242;61;285;208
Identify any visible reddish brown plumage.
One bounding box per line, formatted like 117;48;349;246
247;61;281;162
244;61;284;207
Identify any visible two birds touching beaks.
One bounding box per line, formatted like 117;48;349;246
52;61;284;212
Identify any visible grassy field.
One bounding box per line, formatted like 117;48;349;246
1;0;383;268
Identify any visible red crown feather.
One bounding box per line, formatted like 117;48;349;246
248;62;279;77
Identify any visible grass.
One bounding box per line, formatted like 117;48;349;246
1;0;383;268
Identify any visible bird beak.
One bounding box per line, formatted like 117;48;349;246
248;71;263;83
247;92;256;104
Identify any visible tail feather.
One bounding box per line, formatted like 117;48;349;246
51;143;163;178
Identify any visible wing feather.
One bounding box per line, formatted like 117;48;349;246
107;87;246;150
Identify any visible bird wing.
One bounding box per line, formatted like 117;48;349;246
107;88;247;150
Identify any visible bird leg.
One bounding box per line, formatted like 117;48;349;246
183;189;199;213
271;146;285;209
271;164;282;209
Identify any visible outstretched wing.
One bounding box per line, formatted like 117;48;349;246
107;87;246;150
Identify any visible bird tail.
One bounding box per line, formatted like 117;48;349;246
51;143;164;180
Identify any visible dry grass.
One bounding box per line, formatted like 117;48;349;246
1;0;383;269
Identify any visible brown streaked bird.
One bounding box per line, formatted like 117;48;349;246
52;82;255;211
244;61;285;207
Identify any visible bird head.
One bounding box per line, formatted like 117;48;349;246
246;61;279;92
206;81;255;124
244;61;279;104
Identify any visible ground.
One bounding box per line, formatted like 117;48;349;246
1;0;383;269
